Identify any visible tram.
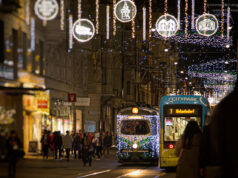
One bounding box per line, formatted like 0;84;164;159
117;107;160;163
159;95;209;168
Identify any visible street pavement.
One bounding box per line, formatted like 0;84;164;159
0;155;176;178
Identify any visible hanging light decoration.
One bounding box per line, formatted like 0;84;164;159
113;0;117;36
78;0;82;19
227;6;230;41
143;7;146;41
177;0;181;29
60;0;64;30
221;0;224;38
164;0;167;14
96;0;99;34
204;0;207;13
26;0;30;25
68;14;73;51
191;0;195;29
106;5;110;40
185;0;188;38
149;0;152;39
131;0;135;38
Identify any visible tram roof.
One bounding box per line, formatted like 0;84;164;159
117;107;158;115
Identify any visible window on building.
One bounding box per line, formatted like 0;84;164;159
127;81;131;95
0;20;4;63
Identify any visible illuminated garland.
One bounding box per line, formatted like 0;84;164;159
106;5;110;39
153;33;232;48
204;0;207;13
96;0;99;34
78;0;81;19
221;0;224;38
143;7;146;41
149;0;152;39
131;0;135;39
60;0;64;30
191;0;195;29
26;0;30;25
177;0;181;29
113;0;117;36
227;7;230;41
68;14;73;51
185;0;188;38
164;0;167;14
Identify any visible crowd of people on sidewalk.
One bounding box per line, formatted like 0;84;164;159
40;130;113;166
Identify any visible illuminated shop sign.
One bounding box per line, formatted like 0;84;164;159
155;14;178;38
196;13;218;37
34;0;59;21
72;19;95;43
114;0;137;23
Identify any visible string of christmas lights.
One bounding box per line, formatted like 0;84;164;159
143;7;146;41
131;0;135;39
221;0;224;38
78;0;82;19
177;0;181;29
113;0;116;36
204;0;207;13
60;0;64;30
185;0;188;38
191;0;195;29
26;0;30;25
106;5;110;40
96;0;99;34
164;0;168;14
149;0;152;39
68;14;73;51
227;7;230;41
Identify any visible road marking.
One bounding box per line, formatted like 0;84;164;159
77;169;111;178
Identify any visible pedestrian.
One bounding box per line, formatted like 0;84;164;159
103;131;112;156
6;130;24;178
95;134;102;160
41;130;50;160
54;131;62;160
72;132;81;159
82;133;92;166
49;132;55;157
92;134;96;158
63;131;73;161
175;121;202;178
0;129;7;160
199;80;238;178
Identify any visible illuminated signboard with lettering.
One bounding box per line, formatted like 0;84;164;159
164;105;202;117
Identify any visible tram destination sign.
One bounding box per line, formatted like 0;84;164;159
164;105;202;117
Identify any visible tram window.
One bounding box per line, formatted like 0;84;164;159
164;117;201;141
121;120;150;135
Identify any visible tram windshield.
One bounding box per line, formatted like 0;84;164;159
164;117;201;141
121;120;150;135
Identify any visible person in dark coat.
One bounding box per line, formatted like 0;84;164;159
72;133;81;159
103;131;112;155
82;133;92;166
175;121;202;178
54;131;62;160
41;130;50;160
6;130;23;178
199;80;238;178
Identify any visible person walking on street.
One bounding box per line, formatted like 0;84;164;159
82;133;92;166
41;130;50;160
175;121;202;178
72;132;81;159
103;131;112;156
54;131;62;160
63;131;73;161
199;80;238;178
6;130;23;178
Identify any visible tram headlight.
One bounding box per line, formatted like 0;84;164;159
132;143;138;149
